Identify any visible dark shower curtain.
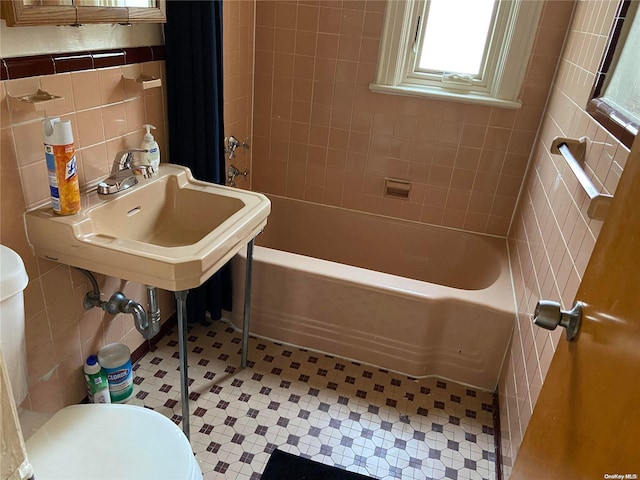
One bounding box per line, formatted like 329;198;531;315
164;0;232;322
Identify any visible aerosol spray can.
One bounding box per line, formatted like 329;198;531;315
43;118;80;215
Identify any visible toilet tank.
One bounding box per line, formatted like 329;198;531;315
0;244;30;405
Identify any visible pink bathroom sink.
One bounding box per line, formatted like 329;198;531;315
25;164;270;291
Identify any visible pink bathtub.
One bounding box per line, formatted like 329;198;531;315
231;195;515;391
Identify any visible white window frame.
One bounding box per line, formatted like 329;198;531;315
370;0;544;109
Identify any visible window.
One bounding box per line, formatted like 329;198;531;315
417;0;496;76
370;0;544;109
588;0;639;149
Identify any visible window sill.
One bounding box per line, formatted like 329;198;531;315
369;83;522;110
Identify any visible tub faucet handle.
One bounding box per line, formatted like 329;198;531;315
225;136;250;159
228;164;248;187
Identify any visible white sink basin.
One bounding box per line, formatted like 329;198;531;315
25;164;270;291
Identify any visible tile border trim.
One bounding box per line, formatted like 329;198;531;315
1;45;165;81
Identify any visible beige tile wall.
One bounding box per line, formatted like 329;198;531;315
0;61;174;412
498;0;630;474
223;0;255;188
251;0;568;235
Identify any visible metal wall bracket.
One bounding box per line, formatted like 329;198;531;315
550;136;587;161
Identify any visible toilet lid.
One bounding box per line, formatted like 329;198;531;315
26;404;202;480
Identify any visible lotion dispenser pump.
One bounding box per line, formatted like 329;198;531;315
140;124;160;169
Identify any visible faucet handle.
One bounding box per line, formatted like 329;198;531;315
133;164;156;178
227;164;248;187
112;148;149;172
97;175;138;195
225;136;250;159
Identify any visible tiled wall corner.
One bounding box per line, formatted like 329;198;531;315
499;1;630;475
251;0;567;236
0;60;173;412
223;0;255;189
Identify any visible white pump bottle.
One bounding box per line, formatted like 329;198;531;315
140;124;160;169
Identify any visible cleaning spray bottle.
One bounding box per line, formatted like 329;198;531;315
84;355;111;404
140;124;160;170
43;118;80;215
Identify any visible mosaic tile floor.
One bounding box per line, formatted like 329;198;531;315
131;320;497;480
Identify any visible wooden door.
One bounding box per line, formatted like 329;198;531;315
511;138;640;477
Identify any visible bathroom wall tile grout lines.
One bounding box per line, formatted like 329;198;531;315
132;320;496;480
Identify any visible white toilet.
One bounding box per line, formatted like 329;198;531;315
0;245;203;480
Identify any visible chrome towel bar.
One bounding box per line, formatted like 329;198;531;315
550;136;613;221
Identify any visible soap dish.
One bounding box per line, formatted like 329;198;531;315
8;89;64;112
122;74;162;90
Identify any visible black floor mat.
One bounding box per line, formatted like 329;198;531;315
261;449;376;480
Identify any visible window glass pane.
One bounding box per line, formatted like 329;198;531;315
419;0;496;75
603;5;640;123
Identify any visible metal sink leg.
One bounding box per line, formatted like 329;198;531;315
175;289;190;439
174;237;256;440
241;239;255;368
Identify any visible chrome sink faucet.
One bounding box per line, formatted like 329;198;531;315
98;149;153;195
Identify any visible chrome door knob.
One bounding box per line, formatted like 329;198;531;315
533;300;583;341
